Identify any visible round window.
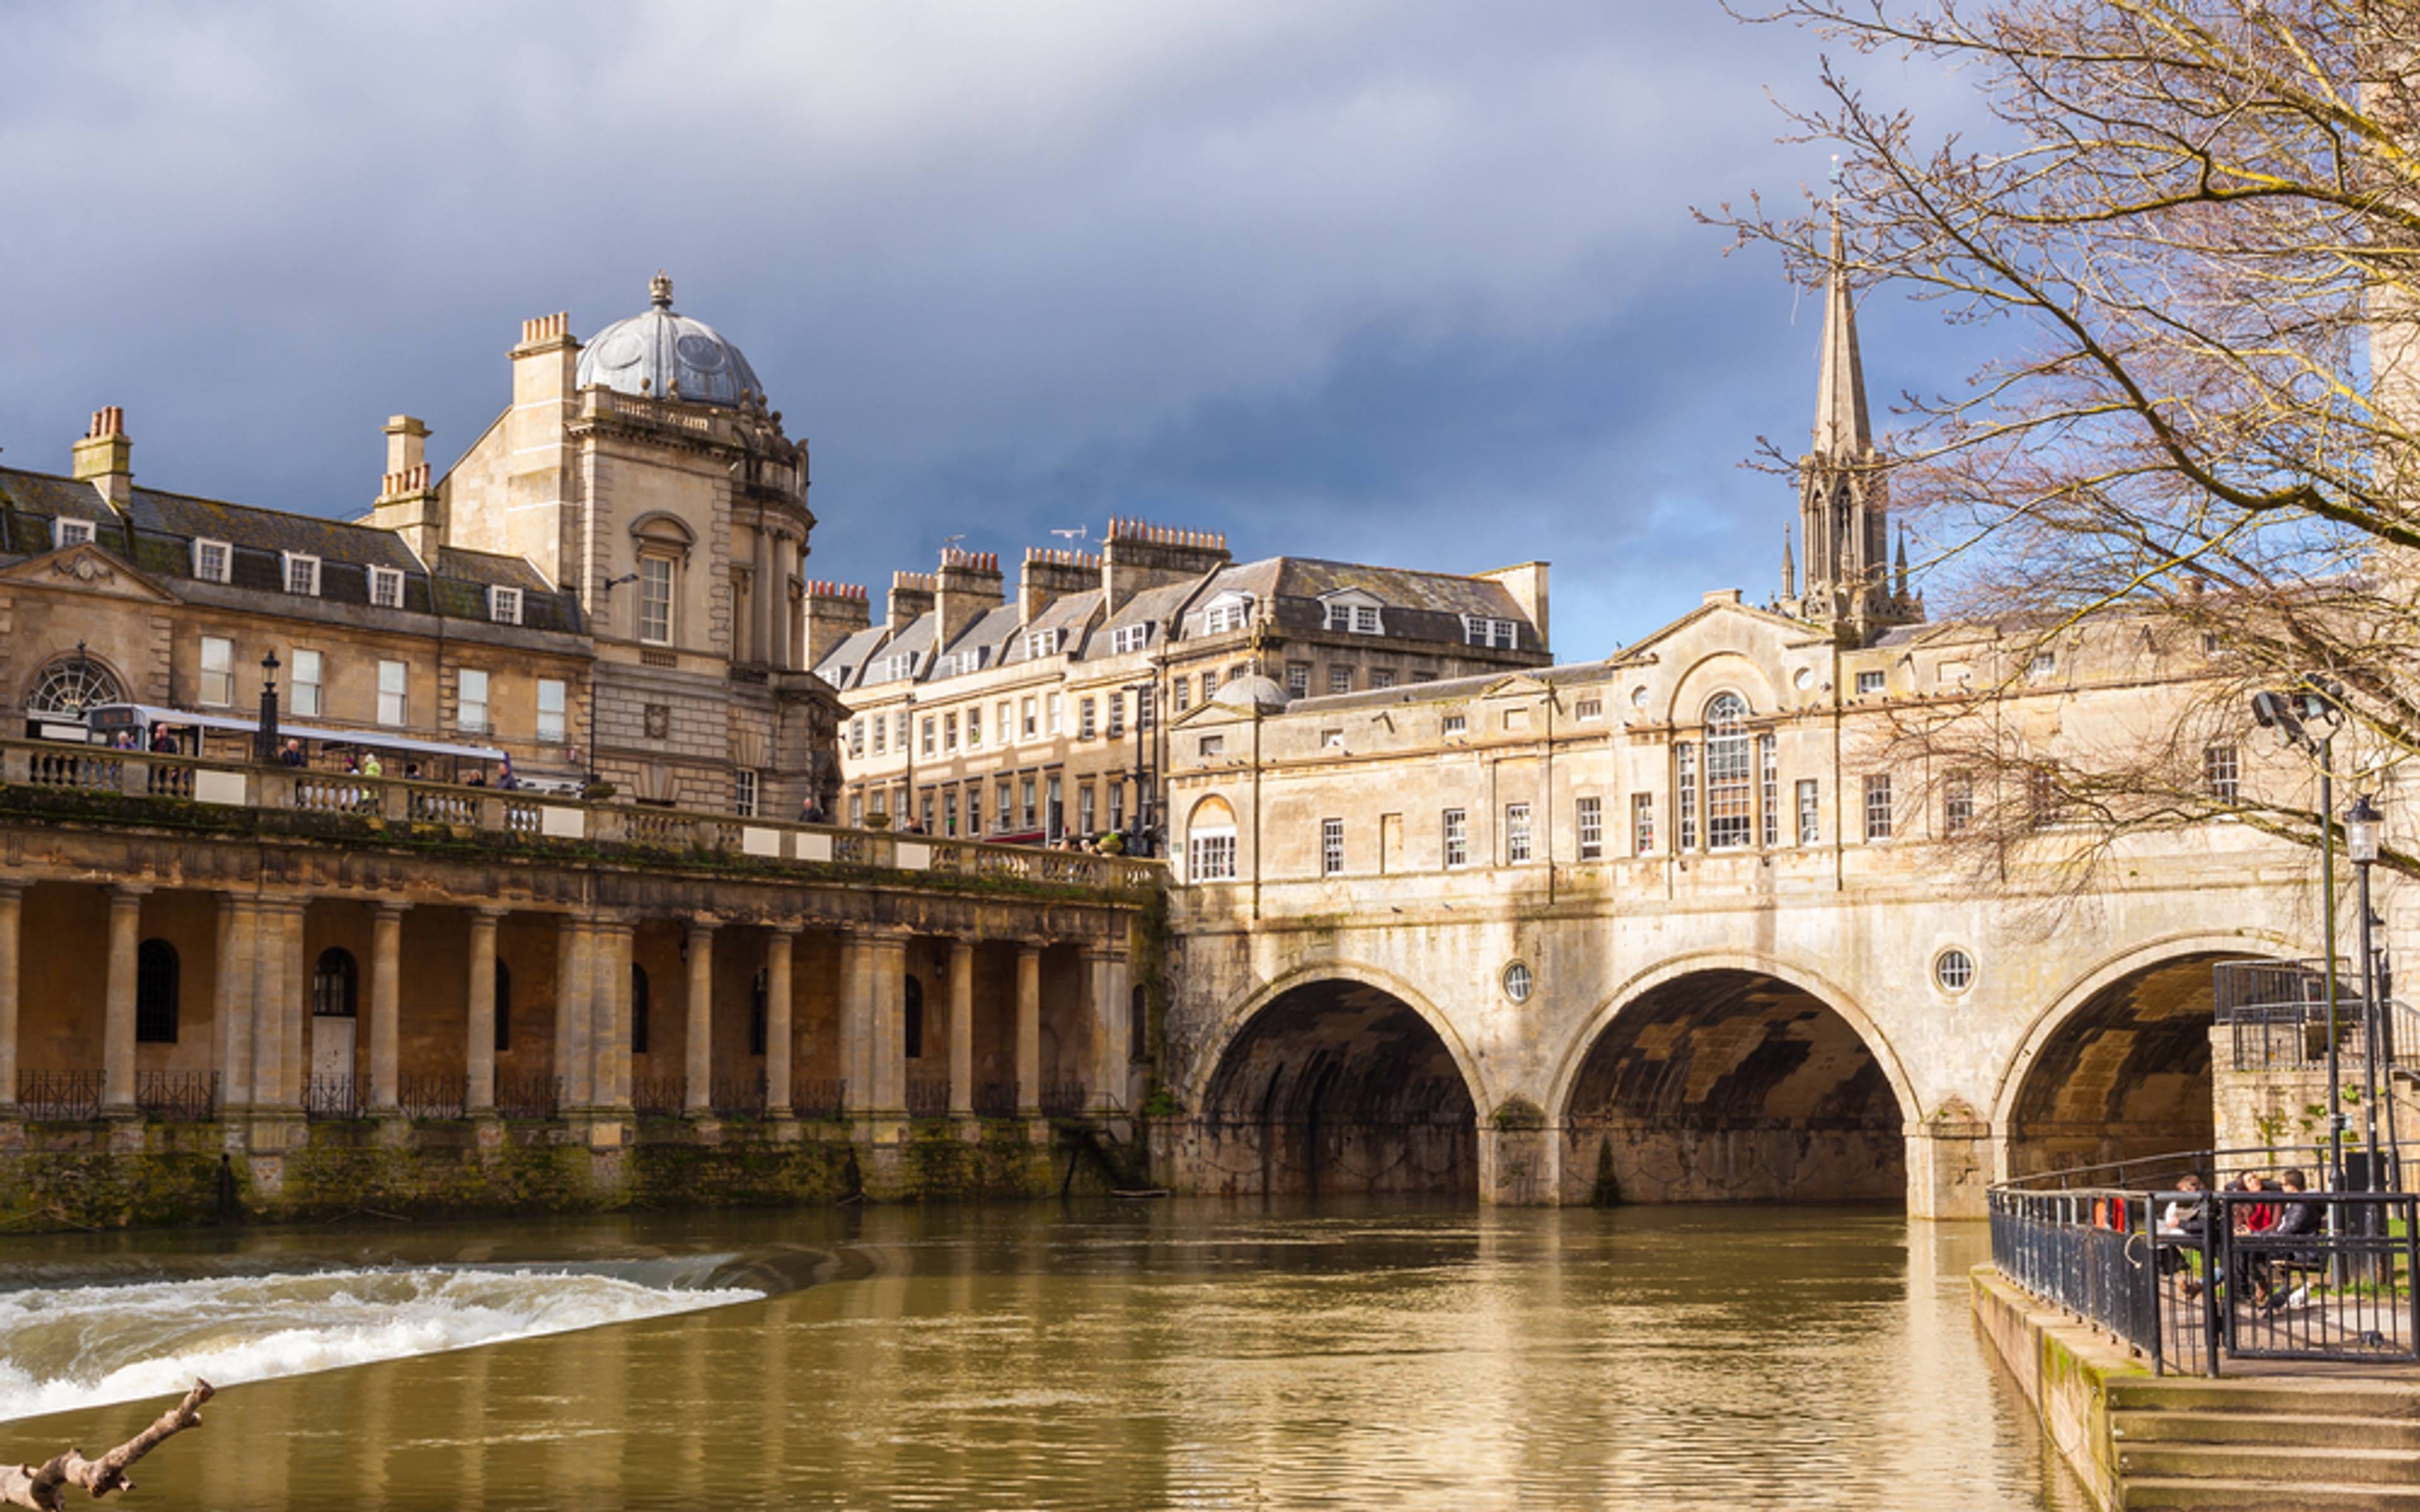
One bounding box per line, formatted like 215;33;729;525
1629;686;1649;709
1502;961;1533;1003
1934;949;1976;994
1793;667;1816;691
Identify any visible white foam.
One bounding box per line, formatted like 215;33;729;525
0;1268;761;1422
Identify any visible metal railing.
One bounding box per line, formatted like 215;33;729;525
1991;1159;2420;1375
14;1070;103;1121
2212;957;2419;1075
631;1076;685;1119
135;1070;219;1121
304;1075;358;1121
792;1079;848;1120
493;1074;562;1121
973;1080;1019;1118
1039;1080;1090;1118
711;1072;767;1118
0;737;1163;894
906;1078;951;1118
398;1074;468;1120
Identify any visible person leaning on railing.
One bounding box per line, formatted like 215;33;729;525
2156;1175;2208;1293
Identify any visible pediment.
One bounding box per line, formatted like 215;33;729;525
1613;596;1809;667
0;543;182;604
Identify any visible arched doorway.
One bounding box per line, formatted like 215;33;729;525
2003;952;2233;1179
1560;968;1908;1205
1192;976;1477;1198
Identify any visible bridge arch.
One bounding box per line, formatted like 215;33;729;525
1178;962;1485;1198
1549;951;1917;1206
1993;930;2303;1181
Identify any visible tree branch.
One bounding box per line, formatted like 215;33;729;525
0;1381;214;1511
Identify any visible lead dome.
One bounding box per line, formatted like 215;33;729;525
575;272;767;409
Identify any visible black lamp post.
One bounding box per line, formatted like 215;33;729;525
2344;793;2395;1190
2252;679;2349;1187
255;650;281;765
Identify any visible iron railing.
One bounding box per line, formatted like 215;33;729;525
398;1074;468;1120
304;1075;358;1121
135;1070;219;1121
973;1080;1020;1118
906;1078;951;1118
631;1076;685;1119
791;1078;847;1120
493;1074;561;1120
2211;957;2418;1075
14;1070;103;1121
1991;1160;2420;1375
712;1072;766;1118
1039;1080;1090;1118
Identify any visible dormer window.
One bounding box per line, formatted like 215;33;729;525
54;518;95;550
488;586;522;626
1110;623;1151;655
1202;593;1253;636
192;539;231;585
368;566;404;609
1461;615;1519;648
882;653;919;682
282;553;320;597
1023;628;1063;660
1320;591;1384;635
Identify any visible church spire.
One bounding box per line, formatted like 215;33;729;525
1811;205;1872;461
1781;523;1796;600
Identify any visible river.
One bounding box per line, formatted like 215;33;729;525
0;1200;2085;1510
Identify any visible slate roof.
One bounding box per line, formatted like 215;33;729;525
1100;578;1199;636
1181;556;1540;651
1003;589;1102;666
930;604;1022;680
0;467;580;633
855;614;936;688
813;624;893;692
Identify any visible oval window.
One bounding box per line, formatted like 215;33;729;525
1629;686;1649;709
593;331;643;370
1793;667;1816;691
676;332;729;372
1934;949;1976;994
1502;961;1533;1003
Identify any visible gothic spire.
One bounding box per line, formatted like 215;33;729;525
1781;524;1796;600
1811;207;1871;460
1894;522;1909;599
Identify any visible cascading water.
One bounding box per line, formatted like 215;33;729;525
0;1266;762;1422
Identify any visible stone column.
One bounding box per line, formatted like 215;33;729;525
280;904;306;1109
868;931;908;1115
1014;941;1042;1117
250;900;306;1113
0;881;23;1118
466;907;502;1116
368;902;407;1114
684;920;716;1115
947;939;975;1118
1092;946;1131;1114
753;528;775;665
591;919;634;1113
841;931;873;1115
102;885;149;1115
555;917;593;1110
212;895;256;1115
765;925;797;1117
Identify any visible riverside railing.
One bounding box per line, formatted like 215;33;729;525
0;738;1163;893
1990;1154;2420;1375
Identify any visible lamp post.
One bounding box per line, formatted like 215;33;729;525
2345;794;2393;1191
2252;680;2349;1188
255;650;281;765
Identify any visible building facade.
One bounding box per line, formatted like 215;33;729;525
812;521;1550;843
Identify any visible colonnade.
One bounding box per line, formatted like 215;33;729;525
0;878;1137;1134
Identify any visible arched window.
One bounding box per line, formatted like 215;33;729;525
313;948;359;1017
1129;983;1148;1063
135;939;178;1043
630;963;650;1055
493;959;511;1052
26;655;124;719
749;968;769;1058
1702;692;1754;851
903;975;925;1060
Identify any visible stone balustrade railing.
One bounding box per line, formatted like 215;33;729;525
1;739;1163;893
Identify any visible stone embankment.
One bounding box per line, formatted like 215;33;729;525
1973;1268;2420;1511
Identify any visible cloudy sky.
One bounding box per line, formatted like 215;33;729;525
0;3;1978;659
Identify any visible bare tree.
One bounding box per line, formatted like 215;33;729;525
1709;0;2420;878
1;1382;212;1511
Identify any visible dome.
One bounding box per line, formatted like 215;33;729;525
575;272;766;409
1212;675;1291;714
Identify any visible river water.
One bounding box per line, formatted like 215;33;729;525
0;1200;2085;1511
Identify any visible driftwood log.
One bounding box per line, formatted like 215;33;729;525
1;1381;212;1510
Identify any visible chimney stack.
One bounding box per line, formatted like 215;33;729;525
71;408;133;509
367;415;446;562
934;547;1005;647
803;580;871;667
1102;516;1231;612
887;570;936;633
1020;546;1100;624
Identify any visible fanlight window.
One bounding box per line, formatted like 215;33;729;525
26;656;124;719
1703;693;1754;850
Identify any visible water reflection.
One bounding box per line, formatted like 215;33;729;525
0;1202;2085;1511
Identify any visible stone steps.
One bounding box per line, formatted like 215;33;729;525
2106;1378;2420;1419
2114;1407;2420;1449
2119;1441;2420;1486
2123;1477;2420;1511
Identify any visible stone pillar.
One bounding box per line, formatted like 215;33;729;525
368;902;407;1114
250;900;306;1113
947;939;975;1118
765;925;797;1117
102;885;149;1115
1014;941;1042;1117
555;917;593;1109
1088;946;1131;1113
212;895;256;1114
466;907;502;1116
869;931;908;1115
684;920;715;1115
1905;1105;1994;1221
841;931;873;1115
0;881;23;1118
591;919;634;1113
753;529;775;665
281;903;306;1109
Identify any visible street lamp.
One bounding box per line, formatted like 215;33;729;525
2344;794;2397;1191
2252;678;2349;1188
256;650;282;765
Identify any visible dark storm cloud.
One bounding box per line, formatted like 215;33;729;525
0;1;1982;658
